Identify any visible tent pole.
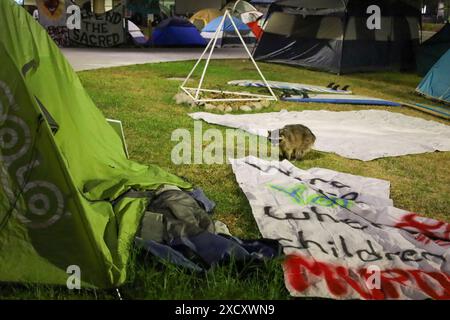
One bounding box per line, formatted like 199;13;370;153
180;10;276;103
337;8;348;75
181;11;228;90
194;13;227;101
226;10;278;100
181;32;216;88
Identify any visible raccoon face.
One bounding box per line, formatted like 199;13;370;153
39;0;65;19
44;0;60;15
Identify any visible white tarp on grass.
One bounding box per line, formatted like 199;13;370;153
190;110;450;161
230;157;450;300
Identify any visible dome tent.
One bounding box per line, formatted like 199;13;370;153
416;49;450;104
253;0;421;74
224;0;258;13
0;0;190;288
190;8;222;31
201;15;256;48
153;17;207;47
416;23;450;76
223;0;263;24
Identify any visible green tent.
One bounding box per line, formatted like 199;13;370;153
0;0;190;288
416;23;450;76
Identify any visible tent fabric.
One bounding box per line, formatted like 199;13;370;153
247;20;264;39
416;23;450;76
223;0;263;24
0;0;190;288
203;15;252;33
128;20;149;46
250;0;276;3
253;0;421;74
190;8;222;31
153;17;207;47
223;0;258;14
416;49;450;104
201;15;256;47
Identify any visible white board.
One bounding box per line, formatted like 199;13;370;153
228;80;353;94
282;94;400;106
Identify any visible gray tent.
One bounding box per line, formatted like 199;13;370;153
253;0;421;73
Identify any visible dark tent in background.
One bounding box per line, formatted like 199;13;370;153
253;0;421;74
250;0;277;13
416;23;450;76
416;49;450;104
152;17;207;47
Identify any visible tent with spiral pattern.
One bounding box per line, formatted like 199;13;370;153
0;0;190;288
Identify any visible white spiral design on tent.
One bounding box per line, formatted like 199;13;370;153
17;181;65;229
0;115;32;165
0;162;16;205
0;80;67;229
0;82;17;210
0;81;15;117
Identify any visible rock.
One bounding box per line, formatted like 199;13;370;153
261;100;271;108
174;92;194;106
204;104;216;111
216;104;225;112
252;102;263;110
224;106;233;113
240;105;252;112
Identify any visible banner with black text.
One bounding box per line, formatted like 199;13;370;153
231;157;450;300
69;4;125;47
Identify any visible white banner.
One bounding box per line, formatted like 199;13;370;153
231;156;450;299
190;110;450;161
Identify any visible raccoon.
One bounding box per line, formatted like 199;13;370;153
269;124;316;161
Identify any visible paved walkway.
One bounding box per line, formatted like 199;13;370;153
62;47;248;71
62;35;435;72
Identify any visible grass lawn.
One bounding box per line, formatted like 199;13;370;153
422;23;446;32
1;59;449;299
